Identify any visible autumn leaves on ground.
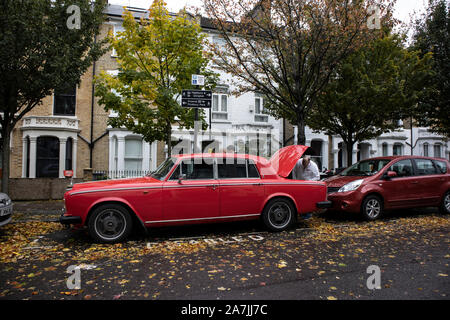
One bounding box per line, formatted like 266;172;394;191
0;210;449;300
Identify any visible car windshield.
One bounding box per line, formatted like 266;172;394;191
340;159;391;176
148;158;176;180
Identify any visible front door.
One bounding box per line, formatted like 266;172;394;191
381;159;422;209
162;158;219;222
217;158;265;218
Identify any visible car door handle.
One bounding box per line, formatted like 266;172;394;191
253;183;262;186
208;184;218;190
411;181;419;184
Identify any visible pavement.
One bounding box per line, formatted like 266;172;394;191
0;203;449;302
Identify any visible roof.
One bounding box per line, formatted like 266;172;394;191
104;4;220;30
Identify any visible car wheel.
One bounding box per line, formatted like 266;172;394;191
88;204;133;243
439;191;450;215
262;198;295;232
361;195;383;221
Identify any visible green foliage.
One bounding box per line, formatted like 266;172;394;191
95;0;218;155
308;34;433;164
411;0;450;137
0;0;107;191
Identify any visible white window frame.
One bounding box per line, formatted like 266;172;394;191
111;24;125;57
212;93;228;121
107;70;120;117
124;136;144;171
423;143;429;157
393;143;403;156
434;143;442;158
254;95;268;123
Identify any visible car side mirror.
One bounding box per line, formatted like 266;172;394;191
385;171;397;179
178;174;186;184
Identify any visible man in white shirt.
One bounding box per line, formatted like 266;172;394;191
292;156;320;220
292;156;320;181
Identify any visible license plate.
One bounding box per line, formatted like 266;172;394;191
0;206;12;216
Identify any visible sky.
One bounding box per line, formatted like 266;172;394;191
108;0;429;26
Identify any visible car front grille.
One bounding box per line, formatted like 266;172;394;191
327;187;340;194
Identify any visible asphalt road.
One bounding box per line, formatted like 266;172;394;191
0;208;449;301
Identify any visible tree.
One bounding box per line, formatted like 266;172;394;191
95;0;218;158
202;0;396;145
307;34;433;166
0;0;107;193
411;0;450;137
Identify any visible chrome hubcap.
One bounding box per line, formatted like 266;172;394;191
268;203;291;228
366;199;381;218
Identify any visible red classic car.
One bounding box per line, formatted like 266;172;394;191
60;145;331;243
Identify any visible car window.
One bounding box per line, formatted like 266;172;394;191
248;160;260;178
179;159;214;180
340;159;391;176
414;159;438;175
168;164;180;180
433;160;448;174
387;159;414;177
150;157;176;180
218;159;247;178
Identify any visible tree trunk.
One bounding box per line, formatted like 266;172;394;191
1;128;10;194
346;139;354;167
296;117;306;145
166;124;172;158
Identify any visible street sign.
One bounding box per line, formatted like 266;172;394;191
181;89;212;108
191;74;205;86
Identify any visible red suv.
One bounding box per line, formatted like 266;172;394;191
325;156;450;220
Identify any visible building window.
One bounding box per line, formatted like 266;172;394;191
111;24;125;57
423;143;429;157
124;137;143;171
254;95;268;122
65;138;73;170
382;143;388;156
434;144;442;158
393;143;402;156
107;70;120;117
54;84;76;116
36;136;59;178
212;94;228;120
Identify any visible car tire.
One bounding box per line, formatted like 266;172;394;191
88;204;133;243
361;195;383;221
262;198;296;232
439;191;450;215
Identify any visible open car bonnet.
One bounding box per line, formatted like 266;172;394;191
269;145;309;178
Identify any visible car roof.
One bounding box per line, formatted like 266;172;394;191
359;155;449;162
172;153;267;163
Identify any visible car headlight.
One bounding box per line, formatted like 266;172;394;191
338;179;364;193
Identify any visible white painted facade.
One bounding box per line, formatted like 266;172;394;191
20;116;79;178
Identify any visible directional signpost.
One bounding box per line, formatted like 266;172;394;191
182;74;213;153
181;89;212;108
